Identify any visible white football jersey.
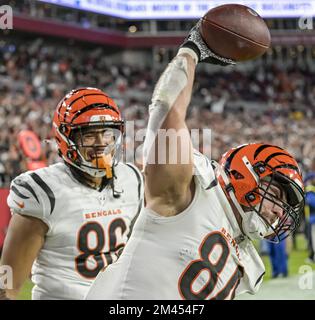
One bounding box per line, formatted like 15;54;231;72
86;151;265;300
7;162;143;300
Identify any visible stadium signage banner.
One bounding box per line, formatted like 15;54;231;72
40;0;315;19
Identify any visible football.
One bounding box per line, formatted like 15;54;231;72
200;4;271;62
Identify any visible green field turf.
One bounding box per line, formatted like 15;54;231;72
18;280;33;300
260;233;311;281
17;234;313;300
237;234;315;300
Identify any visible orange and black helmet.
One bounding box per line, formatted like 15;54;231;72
52;87;124;178
219;143;305;242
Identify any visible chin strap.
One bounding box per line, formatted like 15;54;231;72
68;163;123;198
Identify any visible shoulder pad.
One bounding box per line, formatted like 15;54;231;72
193;150;216;189
7;170;56;222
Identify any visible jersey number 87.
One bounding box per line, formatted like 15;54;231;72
178;231;243;300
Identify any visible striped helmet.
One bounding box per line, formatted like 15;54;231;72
53;87;124;178
219;143;305;242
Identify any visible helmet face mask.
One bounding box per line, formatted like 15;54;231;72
69;124;124;178
53;88;124;179
218;143;305;243
243;169;305;243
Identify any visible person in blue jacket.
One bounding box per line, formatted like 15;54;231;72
305;172;315;263
267;237;288;278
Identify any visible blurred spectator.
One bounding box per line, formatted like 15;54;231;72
259;239;269;256
305;170;315;263
268;238;289;278
0;35;314;186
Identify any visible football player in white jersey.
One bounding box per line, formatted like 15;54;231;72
0;87;143;300
86;22;305;300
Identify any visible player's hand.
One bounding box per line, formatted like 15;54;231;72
180;19;236;66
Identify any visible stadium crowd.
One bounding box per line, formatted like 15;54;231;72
0;36;314;187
